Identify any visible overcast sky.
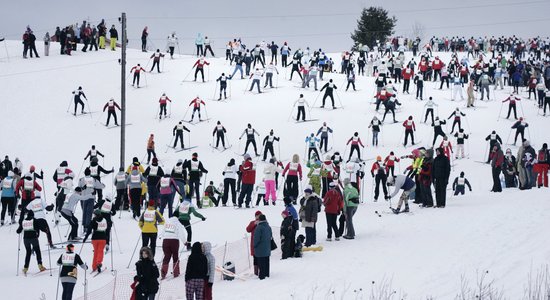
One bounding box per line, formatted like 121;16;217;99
2;0;549;52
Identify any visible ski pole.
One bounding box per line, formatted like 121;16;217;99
55;267;62;300
83;260;88;299
48;244;53;276
16;233;21;276
143;72;148;87
126;234;141;268
496;102;504;122
287;105;295;122
76;159;86;180
42;177;63;242
212;81;218;100
66;95;73;113
83;98;93;120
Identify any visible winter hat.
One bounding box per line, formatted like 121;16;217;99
460;171;465;177
192;152;198;158
133;157;139;163
304;188;312;194
84;168;91;176
244;154;251;160
255;210;263;217
148;199;156;207
29;165;35;172
152;157;158;165
281;210;289;218
376;156;382;161
75;187;82;192
177;159;183;164
61;161;68;167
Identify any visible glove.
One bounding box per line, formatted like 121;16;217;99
111;210;116;216
83;263;89;270
201;217;206;221
239;137;242;140
105;244;110;252
40;170;44;177
46;204;55;212
16;227;22;234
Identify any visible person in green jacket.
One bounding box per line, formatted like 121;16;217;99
343;178;359;239
306;157;322;195
175;198;206;250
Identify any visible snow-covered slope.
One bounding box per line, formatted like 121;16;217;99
0;41;548;299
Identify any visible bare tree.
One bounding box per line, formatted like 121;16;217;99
411;21;426;42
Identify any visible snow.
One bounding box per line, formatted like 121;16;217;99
0;40;549;299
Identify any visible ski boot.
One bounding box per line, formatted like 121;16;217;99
97;263;102;273
402;206;410;213
38;264;46;272
391;207;400;214
23;268;28;275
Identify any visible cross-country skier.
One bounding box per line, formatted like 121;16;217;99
424;97;438;124
249;68;263;93
343;158;364;191
239;124;260;156
172;121;190;149
440;136;453;159
16;210;46;275
78;168;104;232
60;187;86;242
175;198;205;250
502;93;521;120
158;93;172;119
413;73;424;100
305;133;320;161
402;116;416;146
72;87;87;115
126;167;147;219
0;171;17;225
452;172;472;195
238;154;256;208
294;94;309;122
448;108;466;134
195;33;204;56
485;131;503;163
264;62;279;88
89;158;113;201
167;33;178;59
454;129;469;159
144;158;164;202
371;156;388;202
158;174;181;216
431;116;447;146
131;64;146;88
384;151;400;177
451;75;465;101
374;87;393;111
346;132;365;162
212;121;227;149
283;155;303;200
511;118;529;145
84;145;104;162
229;52;244;79
280;42;291;67
320;79;337;109
183;153;208;208
203;36;214;57
146;134;157;164
170;159;187;203
289;57;302;81
24;190;55;247
150;49;165;73
57;244;88;300
16;173;42;224
382;95;401;123
139;200;165;257
216;73;228;100
102;98;121;126
188;96;205;122
387;174;415;214
193;56;210;82
262;130;280;161
160;211;187;279
316;122;333;152
269;41;279;65
402;66;414;93
222;159;238;206
82;210;111;272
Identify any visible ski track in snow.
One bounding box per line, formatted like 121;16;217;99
0;41;549;299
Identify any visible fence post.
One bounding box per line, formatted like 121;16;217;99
111;270;117;300
245;235;251;270
220;241;228;280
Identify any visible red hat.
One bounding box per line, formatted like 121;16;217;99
255;210;262;216
29;165;36;172
148;199;156;207
281;210;289;217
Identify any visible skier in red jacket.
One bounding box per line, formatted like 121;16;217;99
130;64;146;87
188;97;205;122
402;116;416;146
193;57;210;82
102;98;121;126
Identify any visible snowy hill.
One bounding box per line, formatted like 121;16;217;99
0;40;549;299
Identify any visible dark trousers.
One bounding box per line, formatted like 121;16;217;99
35;218;53;246
60;211;79;240
142;232;157;256
305;224;317;247
222;178;236;205
320;136;328;152
416;84;423;99
403;79;410;92
61;282;76;300
147;149;156;164
421;184;434;207
74;99;84;114
374;174;388;200
179;219;192;243
132;73;140;86
424;108;434;123
244;139;258;154
0;197;15;221
238;183;253;207
204;45;214;57
284;175;299;199
296;106;306;121
404;129;415;145
263;143;274;160
159;193;174;217
256;256;270;279
506;104;517;119
308;147;320;160
129;188;142;218
322;93;334;107
24;238;42;268
514;130;525;144
451;120;461;133
433;129;445;145
106;110;118;126
434;179;447;207
325;213;339;238
150;60;160;73
174;132;184;148
215;134;225;148
348;145;361;161
189;180;201;208
194;68;205;81
196;45;203;56
281;229;295;259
